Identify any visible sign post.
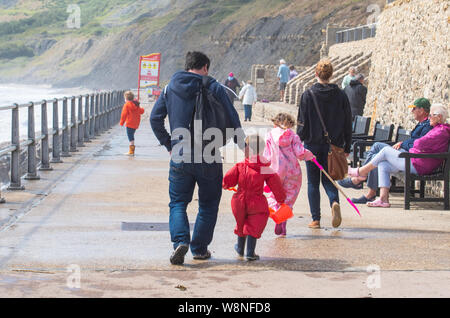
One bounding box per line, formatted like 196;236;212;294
138;53;161;102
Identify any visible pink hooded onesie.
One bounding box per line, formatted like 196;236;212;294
263;127;313;211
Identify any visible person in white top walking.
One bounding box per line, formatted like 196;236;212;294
239;80;258;122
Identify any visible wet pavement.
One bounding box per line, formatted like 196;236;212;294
0;102;449;297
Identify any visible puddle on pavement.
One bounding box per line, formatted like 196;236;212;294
283;226;450;240
0;273;52;284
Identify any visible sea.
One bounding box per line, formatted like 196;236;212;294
0;84;92;144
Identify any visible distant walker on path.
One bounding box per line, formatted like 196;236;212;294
239;80;257;122
277;59;290;101
120;91;145;156
344;73;367;119
341;66;357;89
224;72;240;106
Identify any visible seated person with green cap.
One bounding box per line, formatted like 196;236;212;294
338;97;432;204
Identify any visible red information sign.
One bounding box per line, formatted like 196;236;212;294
138;53;161;101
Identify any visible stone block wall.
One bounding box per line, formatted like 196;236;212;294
328;38;377;60
327;38;375;86
365;0;448;127
251;64;306;102
363;0;449;199
252;101;297;123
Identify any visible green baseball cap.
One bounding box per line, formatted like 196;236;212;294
408;98;431;111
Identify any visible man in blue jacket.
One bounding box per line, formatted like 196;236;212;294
338;98;432;204
277;59;290;101
150;51;242;265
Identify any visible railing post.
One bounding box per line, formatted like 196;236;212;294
70;96;78;152
115;91;119;125
84;94;91;143
51;98;63;163
8;103;25;190
115;91;119;124
77;95;85;147
100;92;105;133
119;90;124;123
103;92;108;131
89;94;95;139
110;92;114;128
95;93;100;136
113;91;117;125
104;92;108;131
61;97;71;157
39;100;52;171
111;91;114;123
98;92;102;133
25;102;40;180
107;92;111;129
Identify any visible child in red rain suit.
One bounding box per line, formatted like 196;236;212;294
223;134;286;261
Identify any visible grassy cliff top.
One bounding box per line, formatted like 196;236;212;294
0;0;385;88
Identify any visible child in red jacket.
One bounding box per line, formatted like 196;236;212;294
223;134;286;261
120;91;145;155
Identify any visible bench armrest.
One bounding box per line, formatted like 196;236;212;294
353;139;391;148
399;152;450;159
352;134;372;140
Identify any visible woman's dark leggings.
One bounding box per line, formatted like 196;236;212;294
304;143;339;221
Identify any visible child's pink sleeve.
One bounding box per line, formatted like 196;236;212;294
263;133;272;161
265;173;286;204
292;134;314;161
223;164;239;189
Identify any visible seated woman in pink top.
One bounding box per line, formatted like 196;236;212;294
348;103;450;207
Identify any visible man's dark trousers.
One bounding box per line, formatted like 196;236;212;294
168;160;223;256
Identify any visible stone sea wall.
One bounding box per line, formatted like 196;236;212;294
251;64;307;102
328;38;377;59
364;0;449;198
365;0;448;128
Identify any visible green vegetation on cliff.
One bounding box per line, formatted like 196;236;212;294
0;0;384;88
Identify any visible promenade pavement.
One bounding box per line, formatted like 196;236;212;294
0;102;449;298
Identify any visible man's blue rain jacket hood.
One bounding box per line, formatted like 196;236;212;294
150;71;242;152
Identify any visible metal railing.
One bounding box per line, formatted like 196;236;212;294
0;90;126;202
336;23;377;44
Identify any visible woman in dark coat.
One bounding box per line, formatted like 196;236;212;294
224;72;240;105
344;74;368;119
297;60;353;229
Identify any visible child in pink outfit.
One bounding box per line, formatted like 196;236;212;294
263;113;314;236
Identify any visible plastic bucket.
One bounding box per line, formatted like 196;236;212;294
269;204;293;224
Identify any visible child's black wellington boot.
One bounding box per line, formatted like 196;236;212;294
234;236;246;257
246;235;260;261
